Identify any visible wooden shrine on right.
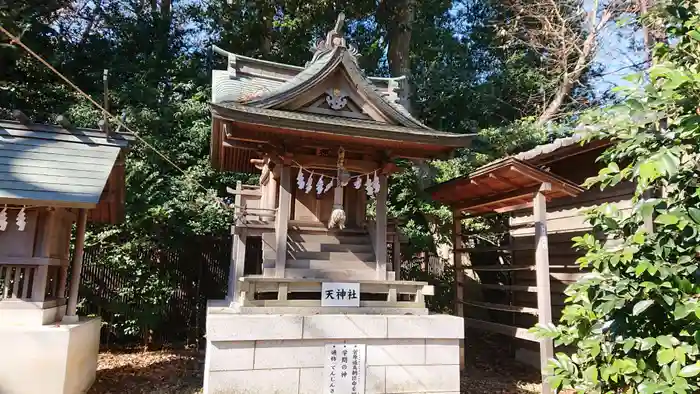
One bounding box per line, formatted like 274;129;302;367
428;135;633;391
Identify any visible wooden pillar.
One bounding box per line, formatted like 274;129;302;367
63;208;88;323
375;174;388;280
453;210;465;370
392;234;401;280
534;183;554;393
275;163;292;278
267;167;279;210
229;231;247;304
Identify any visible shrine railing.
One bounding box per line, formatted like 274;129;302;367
233;206;277;225
228;182;277;226
0;263;63;304
236;277;433;312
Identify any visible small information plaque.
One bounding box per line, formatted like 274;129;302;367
323;344;366;394
321;282;361;307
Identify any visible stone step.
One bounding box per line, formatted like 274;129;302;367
288;233;369;244
285;259;376;270
288;242;374;253
286;251;375;262
263;267;378;280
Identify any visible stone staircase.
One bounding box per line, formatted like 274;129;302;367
262;226;387;280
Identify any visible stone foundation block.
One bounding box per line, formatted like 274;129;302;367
204;311;464;394
207;368;300;394
0;317;101;394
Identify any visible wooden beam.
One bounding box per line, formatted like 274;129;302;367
494;201;533;214
478;283;569;293
534;186;554;393
392;234;401;280
229;181;245;304
464;317;537;341
454;185;541;212
510;165;579;197
275;164;292;278
375;174;388;280
222;140;268;152
382;162;401;175
453;211;465;371
460;300;539;315
466;264;534;272
292;153;377;173
487;173;519;188
63;209;88;323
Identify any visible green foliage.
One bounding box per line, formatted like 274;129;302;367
1;0;602;344
531;1;700;392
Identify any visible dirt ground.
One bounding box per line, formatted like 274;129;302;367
88;333;541;394
88;350;203;394
461;332;541;393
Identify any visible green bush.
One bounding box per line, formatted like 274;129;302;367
531;2;700;392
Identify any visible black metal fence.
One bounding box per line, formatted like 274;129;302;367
78;236;231;349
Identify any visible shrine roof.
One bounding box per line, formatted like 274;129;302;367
428;157;583;215
0;120;134;224
211;46;430;128
210;101;472;147
209;13;472;149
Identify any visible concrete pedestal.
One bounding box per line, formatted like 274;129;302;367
0;317;101;394
204;306;464;394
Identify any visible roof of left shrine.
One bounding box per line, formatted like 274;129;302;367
0;119;134;224
209;14;473;153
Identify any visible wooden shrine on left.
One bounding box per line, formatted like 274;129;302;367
0;113;133;394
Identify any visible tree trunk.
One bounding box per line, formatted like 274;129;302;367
160;0;171;19
386;0;413;78
262;15;272;56
638;0;653;63
381;0;414;113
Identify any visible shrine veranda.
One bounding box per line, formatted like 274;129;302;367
203;13;470;394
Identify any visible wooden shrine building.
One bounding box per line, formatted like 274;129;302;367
428;135;634;391
0;115;133;394
204;15;470;394
208;14;473;306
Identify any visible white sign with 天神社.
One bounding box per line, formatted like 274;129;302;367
321;282;360;307
323;344;366;394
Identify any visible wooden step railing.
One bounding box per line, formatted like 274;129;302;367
237;277;433;310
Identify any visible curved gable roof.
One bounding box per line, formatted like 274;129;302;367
210;11;436;131
214;45;431;130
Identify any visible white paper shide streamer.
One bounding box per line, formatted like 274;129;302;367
365;174;374;196
316;176;325;195
353;176;362;189
372;171;380;193
296;168;305;190
324;178;334;193
0;206;7;231
305;172;314;194
291;161;385;199
16;207;26;231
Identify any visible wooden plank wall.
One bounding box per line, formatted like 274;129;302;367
461;148;637;367
511;150;635;365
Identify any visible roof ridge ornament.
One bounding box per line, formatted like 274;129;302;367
308;12;360;66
